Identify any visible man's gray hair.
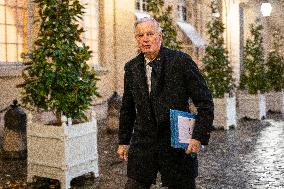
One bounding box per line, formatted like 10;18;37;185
134;17;162;32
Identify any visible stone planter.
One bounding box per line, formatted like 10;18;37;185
26;114;99;189
213;94;237;130
238;91;266;120
266;90;284;113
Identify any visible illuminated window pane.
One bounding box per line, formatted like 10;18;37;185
0;44;7;61
7;44;17;62
6;0;17;7
6;8;16;25
0;6;5;24
6;25;17;43
0;25;5;43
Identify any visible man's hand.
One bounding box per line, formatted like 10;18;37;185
117;145;129;161
185;139;201;154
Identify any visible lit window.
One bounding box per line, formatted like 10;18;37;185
177;0;187;22
136;0;147;12
0;0;29;63
81;0;99;66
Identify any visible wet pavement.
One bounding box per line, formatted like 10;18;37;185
196;113;284;189
242;119;284;189
0;113;283;189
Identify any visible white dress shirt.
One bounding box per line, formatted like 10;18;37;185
145;57;153;93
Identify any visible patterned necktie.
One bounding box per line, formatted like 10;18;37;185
147;61;157;94
145;62;152;93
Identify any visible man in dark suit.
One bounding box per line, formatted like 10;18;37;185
117;17;214;189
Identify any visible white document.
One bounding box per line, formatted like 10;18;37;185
177;115;195;143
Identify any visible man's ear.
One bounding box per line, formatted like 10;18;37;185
159;32;163;40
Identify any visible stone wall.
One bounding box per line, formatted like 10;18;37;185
0;63;24;144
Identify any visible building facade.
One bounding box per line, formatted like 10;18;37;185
0;0;283;123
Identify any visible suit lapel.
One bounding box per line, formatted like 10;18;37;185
131;54;150;98
151;47;166;97
131;47;167;99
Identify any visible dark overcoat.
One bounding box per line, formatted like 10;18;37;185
119;47;214;185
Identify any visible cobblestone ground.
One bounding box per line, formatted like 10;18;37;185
0;113;283;189
196;113;284;189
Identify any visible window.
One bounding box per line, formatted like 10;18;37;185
136;0;147;12
177;0;187;22
0;0;29;63
81;0;99;66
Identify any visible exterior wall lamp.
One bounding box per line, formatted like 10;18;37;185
261;2;272;17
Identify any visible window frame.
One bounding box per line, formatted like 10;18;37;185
136;0;148;12
177;0;187;22
81;0;100;67
0;1;29;64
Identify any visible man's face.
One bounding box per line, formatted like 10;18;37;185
135;21;162;57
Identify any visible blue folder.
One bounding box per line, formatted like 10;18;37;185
170;109;196;149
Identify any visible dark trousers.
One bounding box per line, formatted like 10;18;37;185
125;177;196;189
126;145;198;189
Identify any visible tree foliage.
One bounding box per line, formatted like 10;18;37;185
240;20;267;94
21;0;99;122
265;27;284;91
202;1;234;98
147;0;182;49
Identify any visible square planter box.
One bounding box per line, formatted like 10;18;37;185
213;94;237;130
266;90;284;113
238;91;266;120
26;115;99;189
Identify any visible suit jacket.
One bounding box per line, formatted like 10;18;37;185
119;47;214;147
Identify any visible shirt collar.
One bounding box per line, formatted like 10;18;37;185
144;56;154;65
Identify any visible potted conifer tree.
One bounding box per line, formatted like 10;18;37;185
202;1;236;130
20;0;99;188
147;0;182;49
239;20;267;120
265;28;284;114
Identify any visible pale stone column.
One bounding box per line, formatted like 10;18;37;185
222;0;241;86
98;0;116;101
99;0;136;97
113;0;136;95
261;15;271;61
